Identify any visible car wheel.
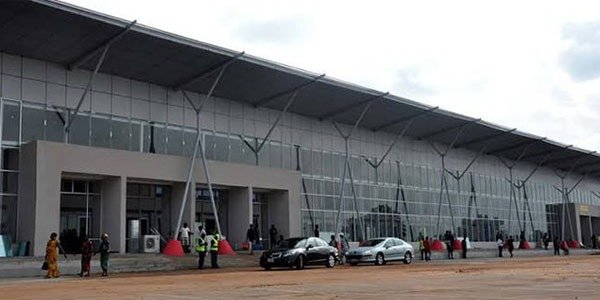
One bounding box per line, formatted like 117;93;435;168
375;253;384;265
326;254;336;268
295;255;305;270
403;252;413;264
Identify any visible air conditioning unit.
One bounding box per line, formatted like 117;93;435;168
142;235;160;253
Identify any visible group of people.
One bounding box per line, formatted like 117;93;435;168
495;235;515;258
193;224;221;269
44;232;110;279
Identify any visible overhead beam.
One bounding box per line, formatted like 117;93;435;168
520;145;572;160
173;51;245;90
487;137;547;155
415;118;481;140
318;92;389;120
454;128;516;148
251;73;325;107
372;106;439;131
545;151;597;166
68;20;137;70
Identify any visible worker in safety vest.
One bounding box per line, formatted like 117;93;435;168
208;231;220;269
195;224;207;269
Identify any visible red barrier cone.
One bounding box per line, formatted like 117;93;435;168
568;240;580;248
519;240;531;249
452;239;462;250
218;239;236;255
163;239;184;257
431;240;445;251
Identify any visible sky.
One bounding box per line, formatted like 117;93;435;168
64;0;600;152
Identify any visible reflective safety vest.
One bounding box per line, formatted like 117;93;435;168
210;234;220;251
195;233;207;253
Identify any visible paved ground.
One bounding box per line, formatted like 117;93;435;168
1;255;599;299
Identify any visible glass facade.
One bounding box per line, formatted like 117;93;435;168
1;52;599;244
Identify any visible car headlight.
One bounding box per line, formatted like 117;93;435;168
364;250;372;255
283;251;294;257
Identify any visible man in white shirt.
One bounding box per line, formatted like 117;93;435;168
180;222;192;253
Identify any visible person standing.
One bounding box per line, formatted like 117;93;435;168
209;231;220;268
543;233;550;250
45;232;66;279
496;236;504;258
507;236;515;258
339;233;350;265
180;223;192;253
195;225;207;269
328;235;337;248
591;233;597;249
246;224;256;255
79;235;94;277
314;224;320;238
423;236;431;261
419;237;425;261
269;224;278;249
461;238;467;259
553;236;560;256
99;233;110;276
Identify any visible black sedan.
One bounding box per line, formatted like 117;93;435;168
260;237;338;270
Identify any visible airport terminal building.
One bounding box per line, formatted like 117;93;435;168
2;0;600;257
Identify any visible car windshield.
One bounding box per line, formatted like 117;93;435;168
277;238;307;249
360;239;385;247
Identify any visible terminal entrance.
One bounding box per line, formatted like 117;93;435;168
126;183;170;253
59;178;101;253
195;188;228;236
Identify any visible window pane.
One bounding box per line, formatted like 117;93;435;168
1;171;18;194
112;118;130;151
0;195;18;240
214;135;229;162
183;130;196;157
130;121;141;152
69;114;90;146
2;102;20;143
45;109;65;142
91;116;111;148
21;106;45;143
167;127;183;156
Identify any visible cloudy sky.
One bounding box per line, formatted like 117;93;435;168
64;0;600;151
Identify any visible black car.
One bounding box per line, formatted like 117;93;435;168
260;237;338;270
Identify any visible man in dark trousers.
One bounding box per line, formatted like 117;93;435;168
553;236;560;256
314;224;320;238
591;234;597;249
269;224;278;248
543;233;550;250
195;225;207;269
461;238;467;259
209;231;220;268
507;236;515;258
246;224;256;255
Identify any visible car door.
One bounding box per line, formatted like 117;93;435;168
314;238;329;262
382;239;397;260
395;239;408;258
305;238;320;263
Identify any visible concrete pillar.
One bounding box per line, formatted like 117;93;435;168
228;187;252;250
269;190;291;240
101;176;126;253
171;182;196;240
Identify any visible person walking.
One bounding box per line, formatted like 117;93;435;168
496;236;504;258
79;234;94;277
461;238;468;259
246;224;256;255
195;225;207;269
209;231;220;268
591;233;597;249
507;236;515;258
44;232;66;279
423;236;431;261
543;233;550;250
99;233;110;276
269;224;278;249
314;224;320;238
179;222;192;253
445;232;454;259
339;233;350;265
553;237;560;256
419;237;425;261
328;235;337;248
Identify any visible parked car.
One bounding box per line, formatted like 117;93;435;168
259;237;338;270
346;237;413;266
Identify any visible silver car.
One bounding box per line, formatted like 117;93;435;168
346;237;413;266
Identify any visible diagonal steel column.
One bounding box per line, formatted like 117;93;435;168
174;51;245;90
252;74;325;107
346;159;365;240
332;101;374;241
172;63;232;240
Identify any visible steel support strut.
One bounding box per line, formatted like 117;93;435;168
332;101;374;242
553;154;588;242
172;58;238;240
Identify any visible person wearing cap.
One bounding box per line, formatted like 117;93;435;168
99;233;110;276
